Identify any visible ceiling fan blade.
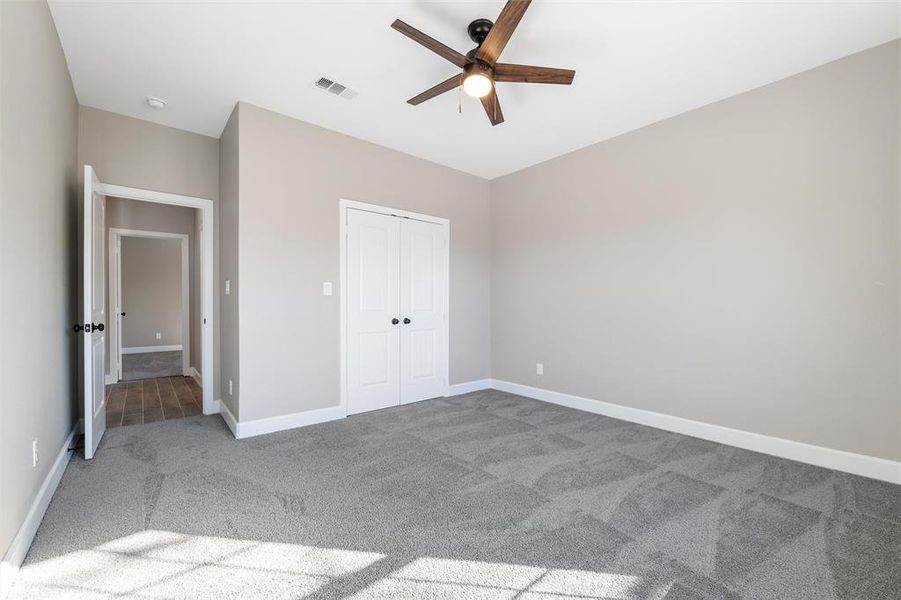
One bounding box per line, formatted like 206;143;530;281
407;74;462;105
480;88;504;126
391;19;470;68
475;0;532;65
494;63;575;85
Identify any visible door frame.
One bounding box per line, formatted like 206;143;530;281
109;228;190;382
338;198;450;416
94;180;218;415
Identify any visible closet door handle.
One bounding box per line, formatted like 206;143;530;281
391;318;400;325
403;318;411;324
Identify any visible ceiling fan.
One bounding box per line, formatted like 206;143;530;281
391;0;575;126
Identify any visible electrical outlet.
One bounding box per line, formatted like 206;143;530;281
536;363;544;376
225;279;231;295
32;439;38;468
155;332;162;340
323;282;333;296
228;380;233;396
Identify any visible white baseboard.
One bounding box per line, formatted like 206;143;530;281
121;344;182;354
203;398;221;416
491;380;901;484
104;373;117;385
232;405;345;439
0;422;79;600
219;399;343;440
446;379;492;396
188;367;202;387
219;400;238;437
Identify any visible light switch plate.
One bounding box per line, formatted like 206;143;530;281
225;279;231;295
536;363;544;376
323;282;333;296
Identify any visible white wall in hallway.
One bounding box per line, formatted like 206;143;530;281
120;236;183;348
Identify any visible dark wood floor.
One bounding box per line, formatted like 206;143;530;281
105;376;203;427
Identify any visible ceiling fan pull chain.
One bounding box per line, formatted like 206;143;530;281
458;82;462;114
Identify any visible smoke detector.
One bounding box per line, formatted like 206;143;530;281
312;76;357;100
146;96;167;109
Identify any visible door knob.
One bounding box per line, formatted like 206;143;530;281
73;323;86;332
90;323;104;332
120;312;126;317
391;318;400;325
403;318;411;324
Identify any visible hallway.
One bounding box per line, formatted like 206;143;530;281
105;377;202;427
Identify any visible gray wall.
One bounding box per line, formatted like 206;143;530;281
0;0;78;569
105;197;198;374
490;41;901;461
218;107;240;418
233;102;491;422
78;106;220;396
121;237;183;348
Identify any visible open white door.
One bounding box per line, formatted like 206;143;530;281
83;166;107;459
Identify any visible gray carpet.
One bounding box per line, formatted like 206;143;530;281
121;350;183;381
10;390;900;599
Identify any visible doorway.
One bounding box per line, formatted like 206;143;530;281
109;229;190;383
81;165;216;458
339;199;450;416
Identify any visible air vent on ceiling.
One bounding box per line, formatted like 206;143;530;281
312;76;357;100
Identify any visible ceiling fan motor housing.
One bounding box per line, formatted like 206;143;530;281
467;18;493;45
464;61;495;81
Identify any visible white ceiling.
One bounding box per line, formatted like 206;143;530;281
50;1;899;179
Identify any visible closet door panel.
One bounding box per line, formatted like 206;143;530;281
400;218;448;404
346;209;401;414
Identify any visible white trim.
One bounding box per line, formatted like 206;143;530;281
121;344;183;354
96;183;210;209
340;198;451;227
338;198;451;417
0;423;79;600
105;373;117;385
490;379;901;484
219;400;238;438
94;176;217;415
227;405;345;440
446;379;492;396
189;366;202;387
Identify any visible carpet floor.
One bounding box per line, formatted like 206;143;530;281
121;351;183;381
9;390;900;599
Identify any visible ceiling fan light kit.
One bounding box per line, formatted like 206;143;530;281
462;62;494;98
391;0;575;126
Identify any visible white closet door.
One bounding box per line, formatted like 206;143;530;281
399;217;448;404
346;209;401;415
